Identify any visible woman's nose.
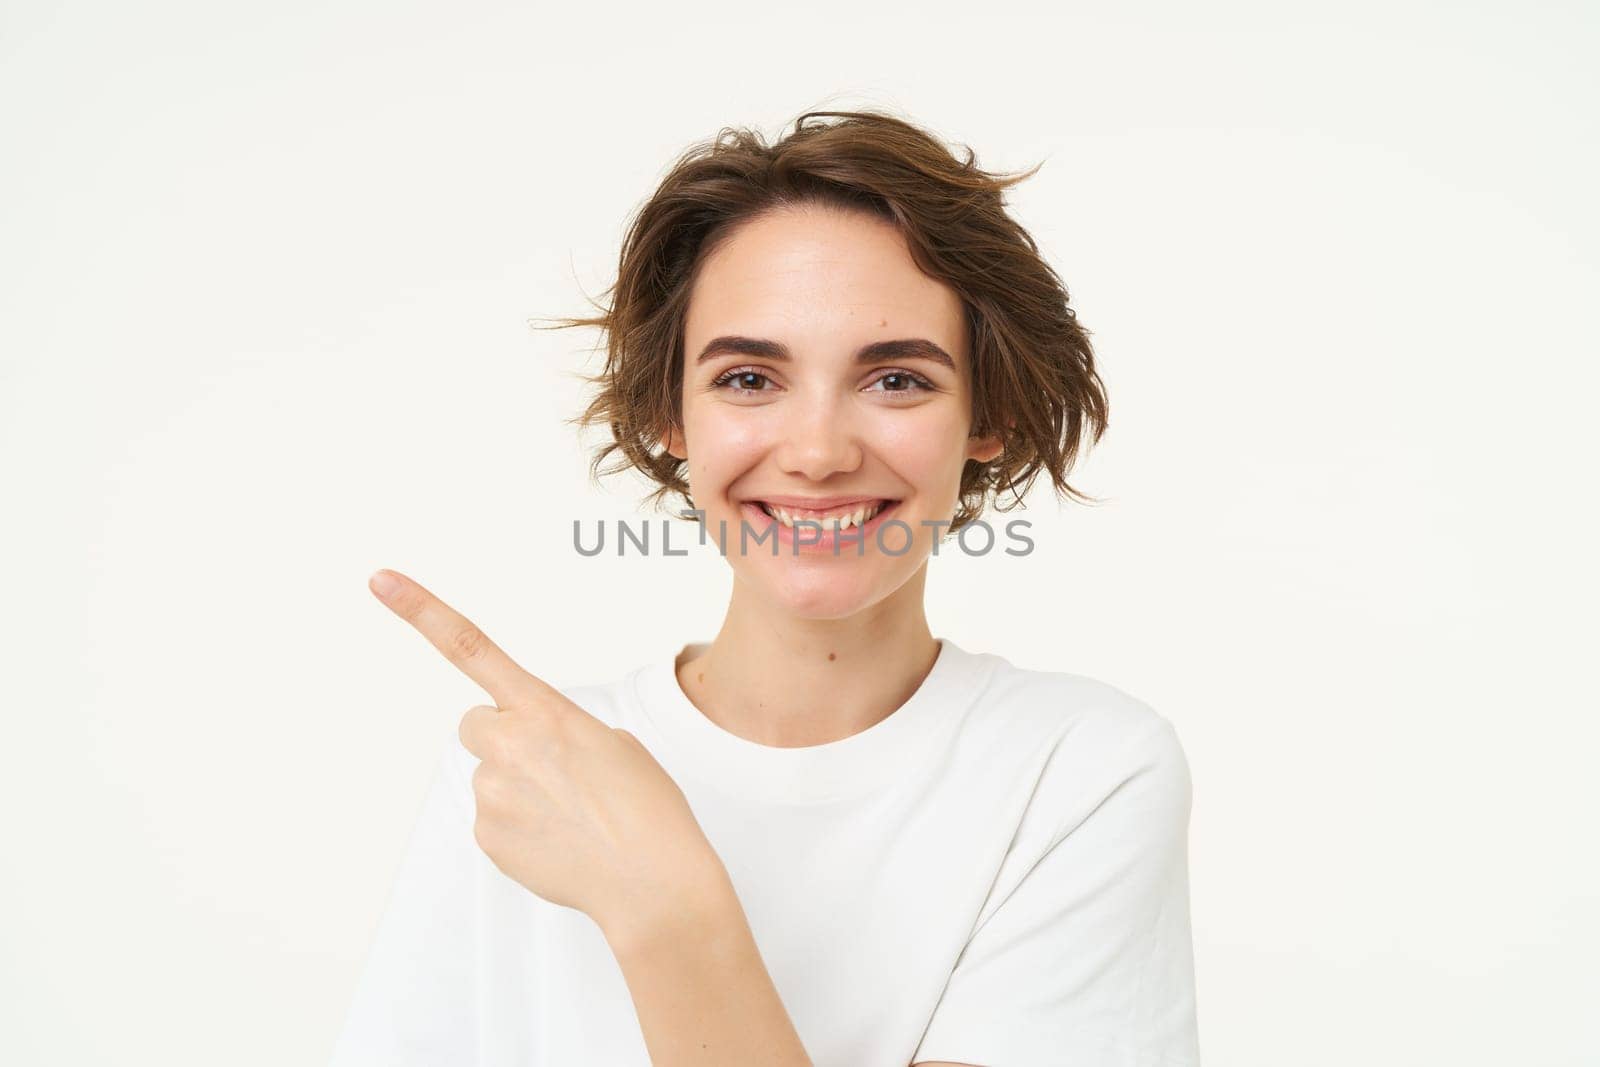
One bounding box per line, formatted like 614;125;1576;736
772;393;863;481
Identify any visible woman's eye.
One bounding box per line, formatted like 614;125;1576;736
868;371;935;395
709;368;934;396
710;368;774;394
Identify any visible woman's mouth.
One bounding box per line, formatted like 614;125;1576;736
735;498;904;553
752;498;895;529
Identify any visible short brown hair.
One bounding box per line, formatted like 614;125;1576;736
535;108;1108;532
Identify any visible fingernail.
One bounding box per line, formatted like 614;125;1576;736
369;570;401;599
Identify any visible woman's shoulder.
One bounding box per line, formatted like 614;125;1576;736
965;646;1186;764
964;650;1193;841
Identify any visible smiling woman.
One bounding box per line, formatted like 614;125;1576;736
330;109;1200;1067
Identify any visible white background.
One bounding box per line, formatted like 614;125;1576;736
2;1;1595;1063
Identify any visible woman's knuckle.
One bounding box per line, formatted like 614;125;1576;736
449;624;488;661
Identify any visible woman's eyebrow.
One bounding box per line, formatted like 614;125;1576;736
693;335;955;370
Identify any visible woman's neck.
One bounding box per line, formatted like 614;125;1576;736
674;567;939;748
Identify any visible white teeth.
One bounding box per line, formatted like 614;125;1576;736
758;501;888;529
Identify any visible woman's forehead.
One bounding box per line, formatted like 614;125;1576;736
685;207;967;354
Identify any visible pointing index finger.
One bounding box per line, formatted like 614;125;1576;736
368;569;555;711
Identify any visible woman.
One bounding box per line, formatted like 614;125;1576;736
330;110;1200;1067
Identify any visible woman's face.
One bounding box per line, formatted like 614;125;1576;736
664;202;1002;620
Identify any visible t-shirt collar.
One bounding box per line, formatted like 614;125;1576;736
629;637;996;805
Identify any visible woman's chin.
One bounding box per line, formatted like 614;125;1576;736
771;587;880;621
740;560;905;619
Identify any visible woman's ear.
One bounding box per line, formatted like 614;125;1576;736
965;431;1004;464
660;425;687;461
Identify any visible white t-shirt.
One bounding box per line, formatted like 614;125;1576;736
329;638;1200;1066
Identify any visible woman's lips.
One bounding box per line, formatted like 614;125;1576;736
733;499;904;554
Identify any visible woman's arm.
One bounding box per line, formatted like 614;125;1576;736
601;867;813;1067
365;571;812;1062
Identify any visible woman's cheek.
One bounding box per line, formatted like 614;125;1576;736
715;412;773;455
877;412;967;483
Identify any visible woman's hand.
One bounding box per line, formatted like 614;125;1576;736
366;568;729;942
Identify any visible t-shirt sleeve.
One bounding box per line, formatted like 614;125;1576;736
912;718;1200;1067
328;732;481;1067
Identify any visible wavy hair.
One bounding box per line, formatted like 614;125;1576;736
533;107;1109;532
